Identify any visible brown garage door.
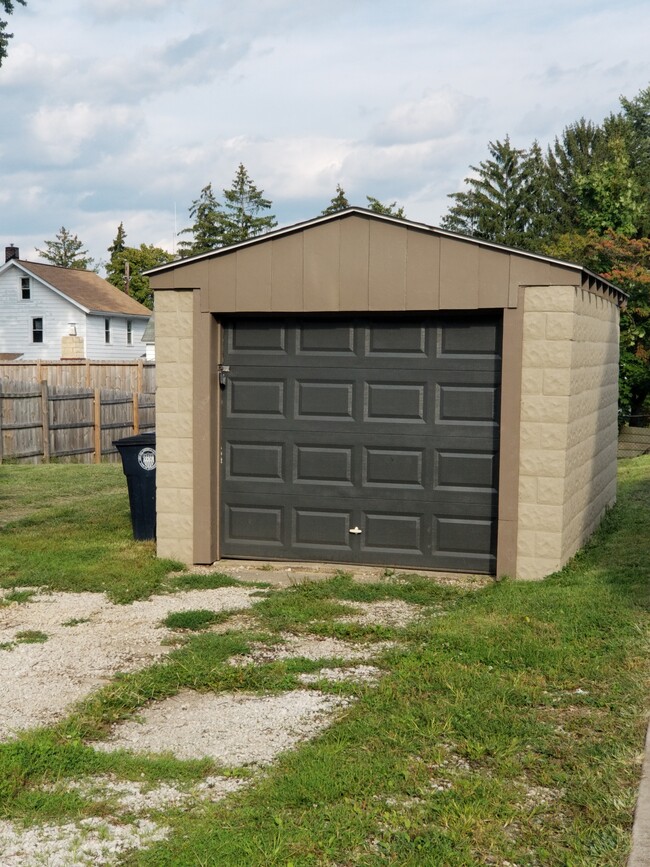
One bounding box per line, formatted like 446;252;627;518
220;314;501;573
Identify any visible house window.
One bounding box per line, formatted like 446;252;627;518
105;318;111;344
21;277;30;300
32;317;43;343
126;320;133;345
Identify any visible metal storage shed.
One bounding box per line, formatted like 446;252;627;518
148;208;625;580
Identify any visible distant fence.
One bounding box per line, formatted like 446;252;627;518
0;380;155;464
618;420;650;459
0;360;155;394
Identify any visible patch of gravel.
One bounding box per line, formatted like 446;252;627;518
0;816;168;866
298;665;383;684
335;599;425;628
0;588;257;740
94;688;349;765
45;773;247;813
229;633;395;666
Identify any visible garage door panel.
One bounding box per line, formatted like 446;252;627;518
361;512;424;553
438;319;502;357
296;380;355;420
224;504;284;547
366;322;427;356
365;381;427;423
223;431;498;506
226;441;284;483
437;384;500;425
435;449;498;493
228;378;286;418
293;508;354;551
295;445;353;485
297;323;356;355
228;322;288;354
221;315;501;572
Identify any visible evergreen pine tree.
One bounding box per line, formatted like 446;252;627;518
177;183;224;256
220;163;277;245
366;196;406;219
179;167;276;255
322;184;351;215
37;227;95;270
441;137;549;251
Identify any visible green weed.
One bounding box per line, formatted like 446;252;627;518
162;609;229;631
15;630;48;644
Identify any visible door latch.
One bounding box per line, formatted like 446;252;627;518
349;526;362;535
218;364;230;389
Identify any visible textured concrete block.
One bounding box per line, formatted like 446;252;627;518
535;531;563;558
537;476;566;506
518;476;538;505
518;503;564;533
545;313;574;340
521;368;544;396
544;368;572;396
520;394;570;424
539;423;568;450
521;340;573;369
519;448;566;478
516;529;537;558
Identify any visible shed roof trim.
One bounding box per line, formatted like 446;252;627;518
145;207;625;302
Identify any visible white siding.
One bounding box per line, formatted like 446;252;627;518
0;262;150;360
86;314;149;360
0;264;85;360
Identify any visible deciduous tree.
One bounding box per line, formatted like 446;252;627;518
545;230;650;422
105;228;175;309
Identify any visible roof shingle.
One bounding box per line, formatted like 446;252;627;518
16;261;150;316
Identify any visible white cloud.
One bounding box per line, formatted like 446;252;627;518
374;90;482;145
29;103;138;166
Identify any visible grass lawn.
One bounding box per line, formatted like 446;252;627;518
0;458;649;865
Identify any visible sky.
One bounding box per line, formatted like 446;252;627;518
1;0;649;273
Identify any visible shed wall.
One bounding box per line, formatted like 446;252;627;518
155;289;195;562
516;286;619;579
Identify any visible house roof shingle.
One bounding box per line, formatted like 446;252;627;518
15;260;150;317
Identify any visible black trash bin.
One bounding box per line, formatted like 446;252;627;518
113;432;156;540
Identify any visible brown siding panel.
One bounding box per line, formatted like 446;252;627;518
479;247;510;308
369;220;407;310
440;237;479;309
340;216;370;310
235;244;272;312
303;222;341;311
406;229;440;310
271;232;304;311
206;255;237;312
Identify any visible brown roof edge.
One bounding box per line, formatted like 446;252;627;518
144;208;627;305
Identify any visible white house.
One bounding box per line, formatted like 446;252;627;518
0;246;151;361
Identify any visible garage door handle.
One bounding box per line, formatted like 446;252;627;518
349;527;362;535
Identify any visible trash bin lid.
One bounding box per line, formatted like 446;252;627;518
113;431;156;448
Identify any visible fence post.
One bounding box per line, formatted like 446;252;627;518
132;392;140;434
40;380;50;463
94;387;102;463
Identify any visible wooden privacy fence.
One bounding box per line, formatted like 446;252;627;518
0;359;155;394
0;380;155;464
